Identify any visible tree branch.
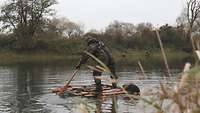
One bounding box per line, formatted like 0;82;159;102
4;12;16;30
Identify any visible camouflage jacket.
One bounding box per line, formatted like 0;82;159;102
78;40;118;79
79;40;115;70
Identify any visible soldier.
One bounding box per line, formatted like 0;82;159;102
76;35;118;92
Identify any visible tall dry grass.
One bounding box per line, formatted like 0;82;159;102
76;32;200;113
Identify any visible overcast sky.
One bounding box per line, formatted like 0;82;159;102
53;0;185;31
1;0;186;31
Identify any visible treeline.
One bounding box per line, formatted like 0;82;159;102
92;21;189;51
0;0;197;53
0;20;190;53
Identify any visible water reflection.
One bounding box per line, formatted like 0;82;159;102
0;65;179;113
0;65;48;113
0;67;16;113
95;95;118;113
15;65;44;113
93;94;140;113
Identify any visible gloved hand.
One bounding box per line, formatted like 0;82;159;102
75;64;81;69
111;79;117;88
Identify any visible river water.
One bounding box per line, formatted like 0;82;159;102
0;65;180;113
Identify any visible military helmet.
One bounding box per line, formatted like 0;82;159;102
84;35;98;45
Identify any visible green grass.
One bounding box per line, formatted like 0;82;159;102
112;49;192;69
0;52;79;66
0;37;193;69
0;49;192;70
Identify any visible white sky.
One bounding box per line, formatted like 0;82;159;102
1;0;186;31
54;0;186;31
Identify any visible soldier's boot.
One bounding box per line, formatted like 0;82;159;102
112;83;117;89
95;78;102;92
93;70;102;94
111;74;118;89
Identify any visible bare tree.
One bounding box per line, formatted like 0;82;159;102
187;0;200;30
105;20;136;39
136;22;153;32
47;17;84;38
0;0;57;49
186;0;200;50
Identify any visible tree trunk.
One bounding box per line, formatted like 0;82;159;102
14;25;35;51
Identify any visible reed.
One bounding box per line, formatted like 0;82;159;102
82;50;164;113
141;65;200;113
156;30;171;77
138;60;148;78
76;49;199;113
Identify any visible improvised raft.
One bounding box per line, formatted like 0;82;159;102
52;83;140;97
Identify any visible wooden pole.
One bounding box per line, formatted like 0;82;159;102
63;69;79;88
51;69;79;94
196;50;200;60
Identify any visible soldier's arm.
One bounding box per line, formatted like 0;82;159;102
76;44;97;68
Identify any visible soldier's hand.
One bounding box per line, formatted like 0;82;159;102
111;79;117;83
75;64;81;69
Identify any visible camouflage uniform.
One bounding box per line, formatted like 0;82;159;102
76;38;117;92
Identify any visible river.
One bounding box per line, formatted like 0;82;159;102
0;64;180;113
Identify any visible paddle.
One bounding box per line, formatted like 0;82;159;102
51;69;79;94
63;69;79;89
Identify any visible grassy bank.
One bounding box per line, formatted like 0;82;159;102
0;49;192;69
0;52;78;66
0;36;193;69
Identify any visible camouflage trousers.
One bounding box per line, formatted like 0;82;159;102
93;65;118;92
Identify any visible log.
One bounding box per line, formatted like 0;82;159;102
53;84;139;97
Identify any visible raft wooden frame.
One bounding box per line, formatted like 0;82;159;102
58;84;126;97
